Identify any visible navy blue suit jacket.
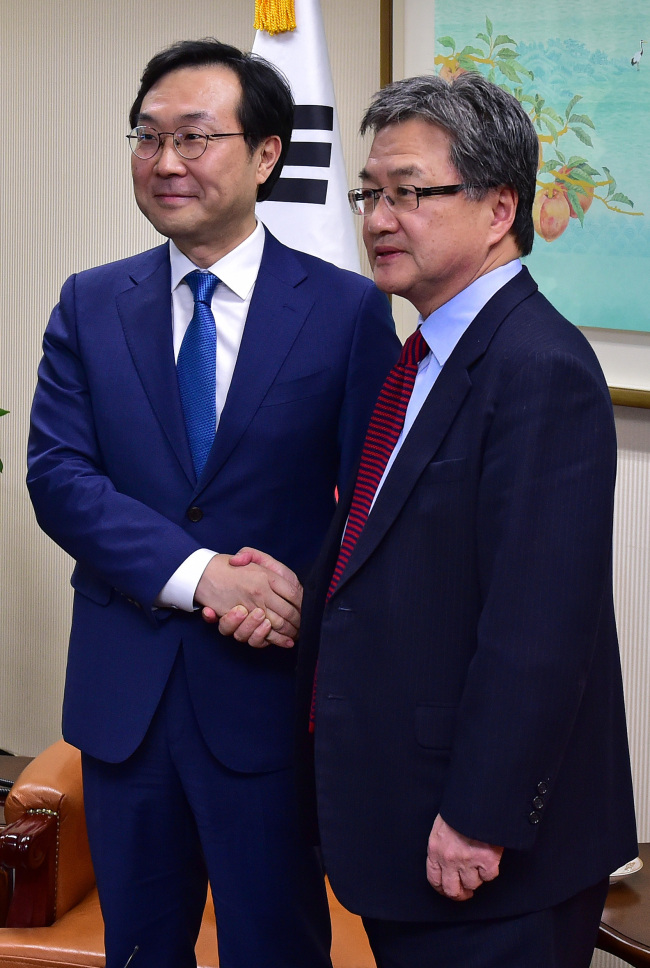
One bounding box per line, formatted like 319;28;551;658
28;229;399;770
297;267;637;921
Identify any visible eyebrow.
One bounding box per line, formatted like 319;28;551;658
136;110;217;125
359;164;427;182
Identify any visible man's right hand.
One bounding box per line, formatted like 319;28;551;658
195;552;302;648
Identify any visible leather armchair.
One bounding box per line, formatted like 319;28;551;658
0;740;375;968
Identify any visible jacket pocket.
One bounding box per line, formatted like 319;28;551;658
259;368;331;407
70;565;112;606
415;703;458;750
419;457;467;484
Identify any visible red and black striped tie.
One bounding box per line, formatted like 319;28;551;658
309;329;429;733
326;327;429;601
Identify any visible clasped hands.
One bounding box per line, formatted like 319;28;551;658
195;547;301;648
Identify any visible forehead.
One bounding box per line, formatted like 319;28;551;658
138;64;242;124
362;118;457;183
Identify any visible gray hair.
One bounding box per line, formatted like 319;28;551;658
360;73;538;255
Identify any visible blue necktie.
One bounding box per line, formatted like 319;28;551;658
177;270;219;478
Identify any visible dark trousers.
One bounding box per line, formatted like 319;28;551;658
82;649;332;968
363;879;609;968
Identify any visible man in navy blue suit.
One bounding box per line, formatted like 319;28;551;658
27;39;398;968
286;73;637;968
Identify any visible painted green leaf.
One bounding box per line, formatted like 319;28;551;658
568;113;595;129
437;36;456;49
487;68;496;82
497;60;522;82
570;126;593;147
494;34;516;46
459;54;480;70
577;164;600;177
495;47;518;59
486;16;493;35
460;45;485;56
476;32;490;45
565;94;582;118
611;193;633;206
542;106;564;124
540;117;559;139
566;187;585;225
567;155;588;168
540;159;561;173
602;167;616;196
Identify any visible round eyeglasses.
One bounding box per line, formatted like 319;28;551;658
127;125;246;160
348;184;466;216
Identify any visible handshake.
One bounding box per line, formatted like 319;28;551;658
195;547;302;649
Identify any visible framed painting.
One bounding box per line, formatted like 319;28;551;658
380;0;650;406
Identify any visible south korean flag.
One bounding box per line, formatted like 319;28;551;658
253;0;362;273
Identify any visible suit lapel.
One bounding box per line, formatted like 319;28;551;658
116;244;195;484
194;231;314;491
330;267;539;595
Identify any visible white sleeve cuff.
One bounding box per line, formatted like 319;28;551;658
154;549;218;612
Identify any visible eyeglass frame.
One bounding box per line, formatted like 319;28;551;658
348;183;466;216
126;124;246;160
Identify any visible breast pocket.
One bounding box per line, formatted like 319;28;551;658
419;457;468;485
259;368;331;407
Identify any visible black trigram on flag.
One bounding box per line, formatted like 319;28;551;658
267;105;333;205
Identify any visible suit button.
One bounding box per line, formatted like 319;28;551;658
187;506;203;522
537;781;548;795
532;797;544;810
528;811;541;825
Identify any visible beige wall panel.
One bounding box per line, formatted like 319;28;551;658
0;0;381;755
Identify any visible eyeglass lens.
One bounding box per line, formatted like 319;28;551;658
129;125;209;160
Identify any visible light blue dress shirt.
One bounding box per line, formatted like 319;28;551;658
371;260;522;508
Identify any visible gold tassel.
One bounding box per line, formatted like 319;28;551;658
254;0;296;35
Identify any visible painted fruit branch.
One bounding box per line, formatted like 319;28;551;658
435;16;643;242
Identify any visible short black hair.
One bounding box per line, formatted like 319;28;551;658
361;73;538;256
129;38;294;202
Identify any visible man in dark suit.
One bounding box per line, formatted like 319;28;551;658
26;39;398;968
289;73;638;968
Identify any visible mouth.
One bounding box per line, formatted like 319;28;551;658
153;192;196;206
373;245;405;265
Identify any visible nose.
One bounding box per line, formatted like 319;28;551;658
154;134;187;175
365;193;399;234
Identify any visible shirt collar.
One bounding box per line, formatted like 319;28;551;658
420;260;522;367
169;220;265;300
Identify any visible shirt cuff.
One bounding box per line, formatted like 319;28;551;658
155;549;218;612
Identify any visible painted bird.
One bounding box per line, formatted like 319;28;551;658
631;40;646;69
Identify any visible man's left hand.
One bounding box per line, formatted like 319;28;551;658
426;814;503;901
202;548;302;648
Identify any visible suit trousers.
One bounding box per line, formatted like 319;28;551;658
81;648;332;968
362;878;609;968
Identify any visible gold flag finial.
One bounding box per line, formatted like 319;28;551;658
254;0;296;35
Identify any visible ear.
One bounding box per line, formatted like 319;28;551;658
255;135;283;187
487;186;518;246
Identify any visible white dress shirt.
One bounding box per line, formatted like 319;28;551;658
370;260;522;509
156;222;266;610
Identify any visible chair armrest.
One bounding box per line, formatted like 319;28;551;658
3;740;96;921
0;812;58;926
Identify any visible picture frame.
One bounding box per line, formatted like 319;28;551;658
379;0;650;408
